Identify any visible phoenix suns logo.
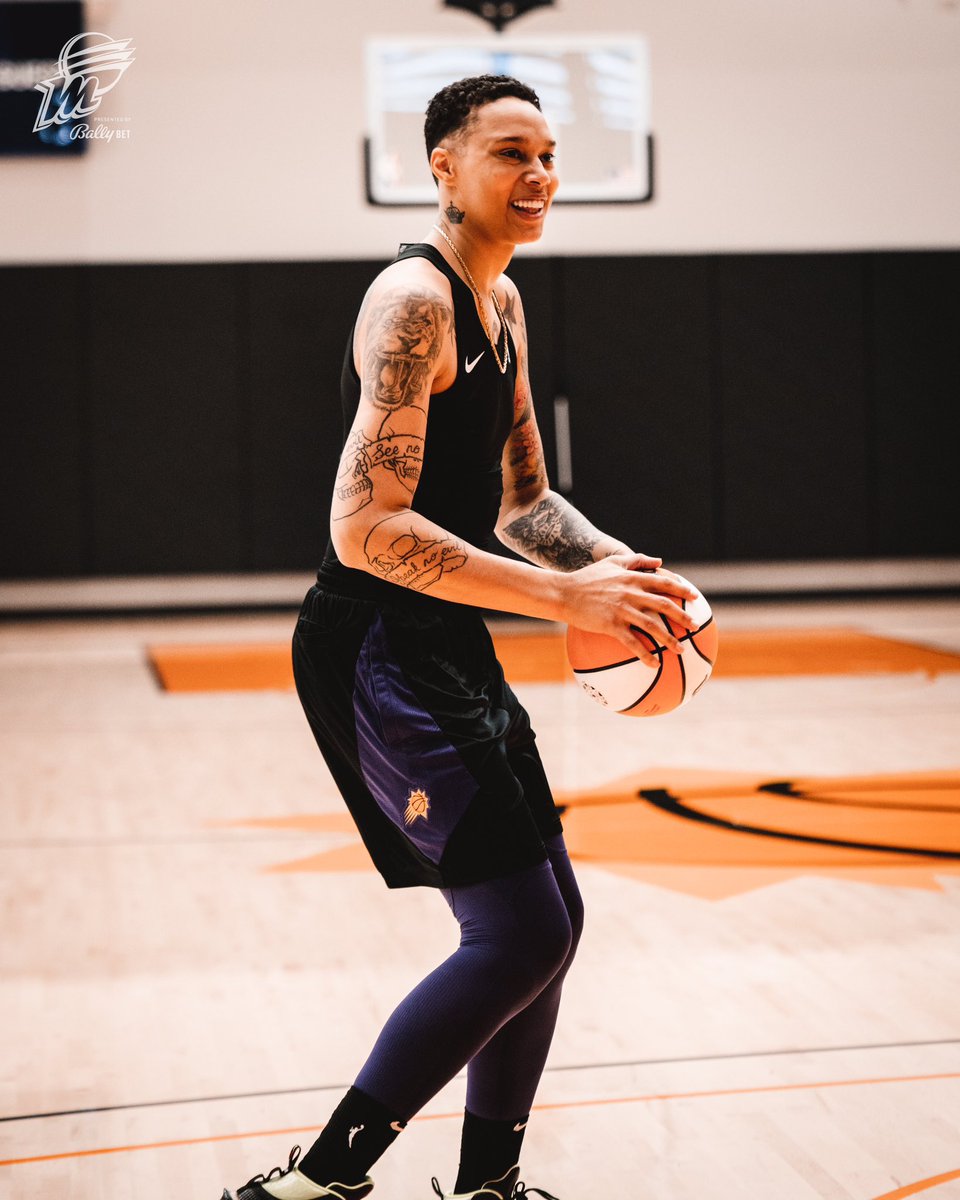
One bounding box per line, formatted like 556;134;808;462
403;788;430;826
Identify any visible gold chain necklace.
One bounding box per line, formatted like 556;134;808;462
432;224;510;374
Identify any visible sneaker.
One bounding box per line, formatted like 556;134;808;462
430;1165;559;1199
221;1144;374;1200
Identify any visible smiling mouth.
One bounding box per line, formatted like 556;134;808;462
512;199;546;216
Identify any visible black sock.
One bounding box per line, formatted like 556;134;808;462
298;1086;406;1186
454;1109;528;1193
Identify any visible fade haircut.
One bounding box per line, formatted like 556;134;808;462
424;74;542;180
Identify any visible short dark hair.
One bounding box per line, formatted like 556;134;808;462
424;74;542;170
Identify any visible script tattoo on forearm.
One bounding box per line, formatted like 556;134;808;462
363;289;450;411
334;408;425;519
364;517;468;592
503;496;599;571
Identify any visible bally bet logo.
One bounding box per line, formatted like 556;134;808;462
34;32;135;133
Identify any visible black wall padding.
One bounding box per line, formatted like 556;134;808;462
869;252;960;555
717;254;870;559
1;265;87;576
0;250;957;579
560;255;717;559
84;264;245;573
241;260;377;570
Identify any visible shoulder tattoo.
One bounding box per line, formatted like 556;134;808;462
363;288;451;411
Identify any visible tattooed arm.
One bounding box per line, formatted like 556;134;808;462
495;279;632;571
329;262;697;660
330;280;441;525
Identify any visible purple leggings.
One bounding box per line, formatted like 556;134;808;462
354;836;584;1120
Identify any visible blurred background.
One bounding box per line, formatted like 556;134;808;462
1;0;958;603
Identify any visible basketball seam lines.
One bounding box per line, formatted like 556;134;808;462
572;654;659;676
624;657;664;711
688;616;717;666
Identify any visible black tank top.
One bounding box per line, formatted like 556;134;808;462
318;242;518;604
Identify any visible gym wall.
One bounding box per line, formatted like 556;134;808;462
1;0;958;578
1;0;958;261
2;249;957;578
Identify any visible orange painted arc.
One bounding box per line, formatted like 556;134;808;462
869;1167;960;1198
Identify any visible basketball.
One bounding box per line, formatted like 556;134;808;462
566;572;719;716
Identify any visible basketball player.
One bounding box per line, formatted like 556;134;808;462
221;75;697;1200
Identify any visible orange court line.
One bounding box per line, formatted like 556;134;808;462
3;1070;959;1169
147;626;960;692
870;1167;960;1198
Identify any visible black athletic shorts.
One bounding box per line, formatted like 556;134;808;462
292;582;563;889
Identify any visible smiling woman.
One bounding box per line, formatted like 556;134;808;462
424;92;560;282
215;68;698;1200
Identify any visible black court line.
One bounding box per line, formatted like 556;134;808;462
3;1038;958;1125
757;779;960;816
640;787;960;860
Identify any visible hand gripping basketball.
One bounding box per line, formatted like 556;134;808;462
566;569;719;717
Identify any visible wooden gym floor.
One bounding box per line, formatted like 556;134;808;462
1;592;959;1199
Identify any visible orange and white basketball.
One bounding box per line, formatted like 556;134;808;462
566;573;719;717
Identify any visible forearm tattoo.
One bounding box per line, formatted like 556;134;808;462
502;496;599;571
364;516;468;592
363;289;450;411
334;408;424;519
502;290;547;494
508;393;547;493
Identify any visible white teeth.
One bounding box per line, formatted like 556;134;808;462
513;200;544;211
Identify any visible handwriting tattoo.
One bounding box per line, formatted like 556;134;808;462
334;407;425;519
364;290;450;411
502;496;598;571
364;517;468;592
